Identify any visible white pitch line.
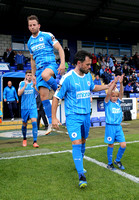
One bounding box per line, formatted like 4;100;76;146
86;140;139;149
84;155;139;184
0;140;139;161
0;140;139;183
0;150;72;160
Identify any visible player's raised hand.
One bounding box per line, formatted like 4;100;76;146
118;74;124;83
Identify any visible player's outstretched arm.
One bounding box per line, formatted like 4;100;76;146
52;96;62;129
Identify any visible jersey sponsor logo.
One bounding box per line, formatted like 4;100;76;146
31;43;45;52
71;132;77;138
76;90;90;99
107;137;112;141
112;107;121;114
24;90;33;94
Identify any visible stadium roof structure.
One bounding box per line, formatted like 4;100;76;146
0;0;139;43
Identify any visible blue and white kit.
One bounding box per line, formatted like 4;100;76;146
104;99;125;144
27;31;58;89
54;70;95;141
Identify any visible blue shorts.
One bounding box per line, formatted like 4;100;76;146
66;113;90;141
36;62;58;90
21;109;38;123
104;124;125;144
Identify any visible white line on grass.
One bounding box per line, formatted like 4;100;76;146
0;140;138;161
0;140;139;184
84;155;139;184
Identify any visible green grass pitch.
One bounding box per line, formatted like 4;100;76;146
0;120;139;200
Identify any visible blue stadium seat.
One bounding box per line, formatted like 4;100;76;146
92;92;100;96
129;93;135;98
99;116;106;126
135;93;139;98
91;117;100;127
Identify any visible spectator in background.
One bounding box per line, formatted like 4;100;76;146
92;53;97;73
64;47;70;62
129;66;136;75
128;56;135;69
123;64;129;76
2;48;9;62
105;66;112;74
101;57;107;68
108;56;114;71
110;54;116;64
94;75;101;85
15;51;26;70
100;65;105;79
135;55;139;70
128;76;134;86
132;73;137;84
124;82;133;97
137;73;139;82
114;65;121;76
121;55;128;65
133;81;139;93
103;69;112;84
7;47;15;66
3;81;19;121
123;76;129;86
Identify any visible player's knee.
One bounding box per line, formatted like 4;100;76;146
41;71;51;81
120;142;126;148
72;139;82;145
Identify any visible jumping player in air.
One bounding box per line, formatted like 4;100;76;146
27;15;65;134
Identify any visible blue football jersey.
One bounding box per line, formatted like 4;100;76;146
18;81;37;110
104;99;123;125
54;70;95;116
27;31;58;69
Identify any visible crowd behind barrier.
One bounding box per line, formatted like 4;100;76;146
1;49;139;124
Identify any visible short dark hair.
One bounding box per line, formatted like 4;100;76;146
27;15;39;24
25;70;32;74
74;50;92;65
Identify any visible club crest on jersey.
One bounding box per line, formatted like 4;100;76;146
107;137;112;141
71;132;77;138
39;37;44;41
87;81;91;86
51;35;55;41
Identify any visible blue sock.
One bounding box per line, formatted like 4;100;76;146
81;143;86;158
107;146;114;165
42;100;52;124
116;147;126;162
46;77;58;91
72;144;84;177
32;121;38;142
22;125;27;140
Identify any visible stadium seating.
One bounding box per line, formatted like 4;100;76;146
91;117;100;127
129;93;136;98
99;116;106;126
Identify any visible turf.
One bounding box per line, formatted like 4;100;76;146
0;120;139;200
